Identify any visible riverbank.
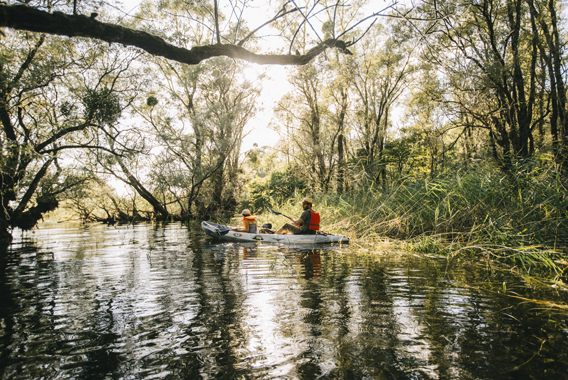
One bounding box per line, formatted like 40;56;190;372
257;166;567;285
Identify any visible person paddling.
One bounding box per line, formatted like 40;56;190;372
275;198;320;235
232;209;258;233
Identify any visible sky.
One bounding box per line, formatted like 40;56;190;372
241;65;290;152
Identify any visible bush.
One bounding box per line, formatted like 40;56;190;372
245;166;308;212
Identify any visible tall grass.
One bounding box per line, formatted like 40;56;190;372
273;158;567;276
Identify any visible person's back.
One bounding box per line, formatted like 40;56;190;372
297;208;320;235
235;209;257;233
242;209;257;233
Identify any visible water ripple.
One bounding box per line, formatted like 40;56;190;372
1;222;567;379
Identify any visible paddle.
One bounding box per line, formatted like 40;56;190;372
267;207;294;221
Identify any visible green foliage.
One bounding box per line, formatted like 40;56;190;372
246;166;308;212
146;96;158;107
82;87;121;125
404;235;450;256
312;157;567;274
59;177;152;222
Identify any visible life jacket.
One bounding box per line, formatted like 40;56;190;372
242;215;258;233
308;210;320;231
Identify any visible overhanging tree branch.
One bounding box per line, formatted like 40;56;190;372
0;5;352;65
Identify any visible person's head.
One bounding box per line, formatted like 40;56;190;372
300;198;314;210
242;209;251;216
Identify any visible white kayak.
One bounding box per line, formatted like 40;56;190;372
201;221;349;245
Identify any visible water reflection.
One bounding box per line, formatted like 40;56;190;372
0;222;567;379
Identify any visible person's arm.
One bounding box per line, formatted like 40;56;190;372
237;219;256;232
234;221;248;232
232;220;246;231
291;217;304;226
293;210;310;226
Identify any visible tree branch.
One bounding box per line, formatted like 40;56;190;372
0;5;351;66
14;157;54;214
34;121;93;152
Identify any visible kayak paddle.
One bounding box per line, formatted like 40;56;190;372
267;207;294;221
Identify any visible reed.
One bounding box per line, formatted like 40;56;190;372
303;158;567;277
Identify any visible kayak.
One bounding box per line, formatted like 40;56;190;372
201;221;349;244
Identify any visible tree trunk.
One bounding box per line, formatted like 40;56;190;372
117;159;169;219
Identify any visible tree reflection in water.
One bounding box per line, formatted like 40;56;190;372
0;222;567;379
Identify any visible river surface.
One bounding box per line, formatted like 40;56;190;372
0;222;567;379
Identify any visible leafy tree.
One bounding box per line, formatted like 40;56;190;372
413;0;565;168
325;48;354;193
273;60;339;191
120;52;261;220
403;66;447;178
247;166;308;210
62;177;136;222
349;22;416;185
0;30;140;239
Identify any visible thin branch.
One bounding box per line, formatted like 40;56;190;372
214;0;221;44
237;5;301;46
39;144;126;156
337;3;399;44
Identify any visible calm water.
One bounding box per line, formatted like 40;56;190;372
0;222;567;380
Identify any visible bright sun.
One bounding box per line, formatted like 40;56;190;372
243;66;259;82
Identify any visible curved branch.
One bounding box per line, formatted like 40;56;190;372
34;121;93;153
14;157;54;214
0;5;351;66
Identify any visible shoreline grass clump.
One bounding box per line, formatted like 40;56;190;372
279;160;567;279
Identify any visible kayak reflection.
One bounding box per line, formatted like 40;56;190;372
201;241;330;279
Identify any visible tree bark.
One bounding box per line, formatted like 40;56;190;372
117;159;169;218
336;88;348;193
0;5;352;67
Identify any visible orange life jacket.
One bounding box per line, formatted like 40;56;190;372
308;210;320;231
242;215;258;233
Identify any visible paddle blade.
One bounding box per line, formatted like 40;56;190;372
268;207;293;220
267;207;281;216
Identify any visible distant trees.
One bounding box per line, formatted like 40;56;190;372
120;0;262;220
266;0;567;197
349;23;416;183
273;63;335;191
271;20;417;191
140;56;260;220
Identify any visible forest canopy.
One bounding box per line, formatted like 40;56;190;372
0;0;567;262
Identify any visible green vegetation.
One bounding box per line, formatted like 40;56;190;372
247;156;567;280
1;0;567;283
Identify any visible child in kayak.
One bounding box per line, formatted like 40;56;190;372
232;209;258;233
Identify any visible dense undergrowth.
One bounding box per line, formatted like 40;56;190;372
261;161;568;281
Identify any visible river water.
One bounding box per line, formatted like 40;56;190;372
0;222;567;379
